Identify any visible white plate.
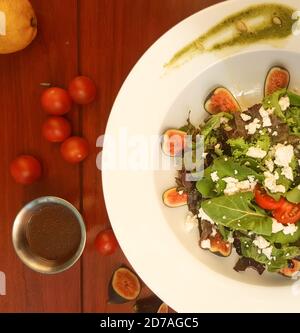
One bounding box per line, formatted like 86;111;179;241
102;0;300;312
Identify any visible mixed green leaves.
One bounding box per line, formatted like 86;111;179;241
196;157;262;198
239;237;300;272
201;192;273;236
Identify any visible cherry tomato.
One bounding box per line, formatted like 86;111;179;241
10;155;42;185
60;136;89;163
42;116;72;143
95;229;119;256
68;76;97;105
273;201;300;224
41;87;72;115
255;186;285;210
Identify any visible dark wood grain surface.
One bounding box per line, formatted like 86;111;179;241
0;0;221;313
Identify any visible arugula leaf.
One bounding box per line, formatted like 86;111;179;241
196;157;262;198
212;157;263;181
287;91;300;107
266;224;300;245
239;237;300;272
201;192;273;236
263;88;287;120
286;186;300;204
201;112;233;139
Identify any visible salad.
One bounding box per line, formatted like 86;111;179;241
162;66;300;278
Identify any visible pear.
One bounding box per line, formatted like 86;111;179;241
0;0;37;54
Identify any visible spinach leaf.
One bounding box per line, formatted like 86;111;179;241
201;192;273;236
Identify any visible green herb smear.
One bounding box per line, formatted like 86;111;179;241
166;3;295;68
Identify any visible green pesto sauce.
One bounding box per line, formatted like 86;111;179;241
166;4;295;68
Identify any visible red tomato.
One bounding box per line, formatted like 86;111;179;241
255;186;284;210
68;76;97;105
41;87;72;115
95;229;119;256
60;136;89;163
273;201;300;224
42;116;72;143
10;155;42;185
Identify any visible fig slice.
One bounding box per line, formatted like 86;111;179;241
204;87;240;114
264;66;290;96
162;187;188;208
279;259;300;278
201;231;232;257
161;129;186;157
108;266;141;304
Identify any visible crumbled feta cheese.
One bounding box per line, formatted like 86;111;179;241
240;113;251;122
274;144;294;167
272;131;278;137
201;239;211;249
198;208;214;224
234;170;238;175
178;190;184;195
211;228;217;237
262;246;273;260
272;219;298;235
259;106;272;127
272;218;285;233
202;152;208;158
245;118;261;135
211;171;219;182
227;235;234;244
248;176;255;183
264;171;286;193
265;159;274;172
220;117;230;124
184;213;198;232
246;147;267;159
268;128;272;133
279;96;290;111
253;236;270;249
223;176;257;196
283;224;298;236
266;107;275;115
281;166;294;181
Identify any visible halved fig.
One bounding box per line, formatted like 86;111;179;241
161;129;186;157
200;231;232;257
264;66;290;96
162;187;187;208
279;259;300;278
108;266;141;304
134;295;169;313
204;87;240;114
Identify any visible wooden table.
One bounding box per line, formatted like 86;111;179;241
0;0;221;313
